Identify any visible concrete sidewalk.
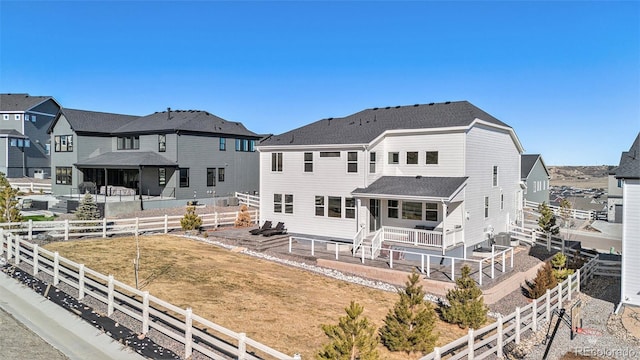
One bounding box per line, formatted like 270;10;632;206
0;272;145;360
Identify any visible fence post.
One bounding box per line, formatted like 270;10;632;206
78;264;85;300
64;219;69;241
389;250;393;268
426;255;430;278
185;308;193;359
102;218;107;238
28;219;33;241
568;276;573;301
288;237;292;253
53;252;59;285
311;239;315;256
14;236;20;265
0;228;4;258
434;347;441;360
532;299;538;331
238;332;247;360
335;242;339;260
164;214;169;234
515;307;521;344
478;260;483;286
497;315;504;356
576;269;581;293
546;289;551;322
510;248;514;268
467;328;475;359
5;232;11;261
451;258;455;280
142;291;149;334
491;251;495;279
215;212;219;228
107;275;114;316
362;245;366;264
135;217;139;237
32;244;39;276
421;254;425;274
502;251;506;272
558;282;563;309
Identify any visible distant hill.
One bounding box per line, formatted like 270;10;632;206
548;165;614;189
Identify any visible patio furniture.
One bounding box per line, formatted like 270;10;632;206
262;222;286;237
249;221;272;235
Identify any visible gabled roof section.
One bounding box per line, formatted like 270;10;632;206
521;154;549;179
0;93;58;111
352;176;468;201
615;133;640;179
112;109;259;138
0;129;28;138
261;101;511;147
50;108;139;134
75;151;178;168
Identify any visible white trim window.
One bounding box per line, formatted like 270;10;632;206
484;196;490;218
2;114;8;121
406;151;418;165
271;153;283;172
388;152;399;164
284;194;293;214
388;200;399;218
493;166;499;187
328;196;342;218
425;203;438;221
315;196;325;216
345;197;355;219
426;151;438;165
304;152;313;172
402;201;422;220
347;152;358;173
274;194;282;213
14;114;21;120
369;152;376;173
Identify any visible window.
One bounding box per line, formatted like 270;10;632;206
426;151;438;165
117;136;139;150
369;152;376;173
402;201;422;220
207;168;216;187
347;152;358;173
406;152;419;165
271;153;283;172
218;168;225;182
14;114;21;120
249;140;256;152
315;196;325;216
484;196;489;218
274;194;282;213
320;152;340;158
158;134;166;152
425;203;438;221
55;167;72;185
345;198;355;219
388;200;398;218
501;193;504;210
179;168;189;187
235;139;252;152
219;138;226;151
493;166;498;187
17;139;23;147
2;114;8;120
9;139;16;146
24;139;30;148
31;115;36;122
618;179;623;188
54;135;73;152
158;168;166;186
304;152;313;172
328;196;342;218
284;194;293;214
388;152;399;164
45;144;50;155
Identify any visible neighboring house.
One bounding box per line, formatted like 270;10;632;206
0;93;61;178
607;166;624;223
615;133;640;307
521;154;550;204
49;108;260;200
258;101;524;257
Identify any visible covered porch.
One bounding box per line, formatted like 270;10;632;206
352;176;467;258
74;151;178;197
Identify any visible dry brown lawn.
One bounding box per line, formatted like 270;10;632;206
44;235;471;359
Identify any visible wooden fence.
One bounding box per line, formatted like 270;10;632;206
9;181;52;194
0;231;296;360
0;210;259;241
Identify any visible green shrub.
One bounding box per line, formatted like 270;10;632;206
181;206;202;231
551;252;574;282
441;265;488;329
317;301;379;360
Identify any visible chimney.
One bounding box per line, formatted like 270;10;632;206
167;107;171;121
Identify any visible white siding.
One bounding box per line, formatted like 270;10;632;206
622;179;640;306
464;125;521;248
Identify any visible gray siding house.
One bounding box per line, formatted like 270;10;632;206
49;108;260;200
521;154;550;204
0;93;61;178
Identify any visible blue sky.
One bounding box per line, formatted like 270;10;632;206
1;1;638;166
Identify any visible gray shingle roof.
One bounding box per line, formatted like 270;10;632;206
59;108;140;133
521;154;542;179
75;152;178;168
0;93;53;111
112;110;259;138
261;101;510;146
0;129;28;138
615;133;640;179
352;176;468;200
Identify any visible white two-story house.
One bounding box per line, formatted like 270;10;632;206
258;101;524;258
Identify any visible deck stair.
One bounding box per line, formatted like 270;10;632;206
353;233;381;259
48;197;69;214
239;234;290;252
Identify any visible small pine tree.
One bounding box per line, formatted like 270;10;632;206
0;172;21;224
441;265;488;329
74;192;101;220
525;261;558;299
234;205;252;227
380;272;438;355
181;205;202;231
317;301;380;360
551;252;574;282
537;202;559;235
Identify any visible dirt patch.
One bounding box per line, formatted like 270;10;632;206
44;234;470;359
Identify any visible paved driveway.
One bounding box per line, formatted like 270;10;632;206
0;307;68;360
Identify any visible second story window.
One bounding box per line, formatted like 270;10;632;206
54;135;73;152
272;152;283;172
406;151;418;165
117;136;139;150
493;166;499;187
426;151;438;165
369;152;376;173
304;152;313;172
347;152;358;173
219;138;226;151
388;152;399;164
235;139;254;152
158;134;166;152
179;168;189;187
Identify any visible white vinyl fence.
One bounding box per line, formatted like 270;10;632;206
235;192;260;208
0;231;296;360
524;200;600;220
9;181;52;194
0;210;258;241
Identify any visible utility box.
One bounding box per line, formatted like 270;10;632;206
494;232;511;246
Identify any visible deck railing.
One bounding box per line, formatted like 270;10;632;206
382;226;443;247
235;192;260;208
8;181;52;194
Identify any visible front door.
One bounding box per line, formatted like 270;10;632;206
370;199;381;231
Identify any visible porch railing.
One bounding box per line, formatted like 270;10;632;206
235;192;260;208
382;226;443;248
370;229;383;260
352;226;365;257
444;226;463;248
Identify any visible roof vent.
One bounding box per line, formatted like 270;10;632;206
395;106;400;108
385;106;390;109
445;101;451;104
373;107;378;110
416;175;422;179
428;103;434;106
414;104;419;107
